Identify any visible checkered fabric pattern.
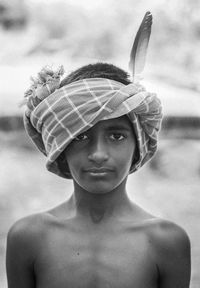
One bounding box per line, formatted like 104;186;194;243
24;77;162;178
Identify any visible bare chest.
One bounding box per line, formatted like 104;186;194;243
35;223;157;288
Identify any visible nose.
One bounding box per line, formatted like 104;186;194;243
88;138;109;165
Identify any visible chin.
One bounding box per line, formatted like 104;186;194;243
75;175;127;195
71;167;129;194
86;186;115;195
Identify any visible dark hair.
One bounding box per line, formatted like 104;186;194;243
57;62;139;177
60;62;132;87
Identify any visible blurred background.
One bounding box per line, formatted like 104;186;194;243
0;0;200;287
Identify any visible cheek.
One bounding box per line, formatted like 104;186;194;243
64;146;88;181
112;144;135;174
124;139;136;160
118;151;134;172
65;151;80;171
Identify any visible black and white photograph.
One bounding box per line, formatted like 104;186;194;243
0;0;200;287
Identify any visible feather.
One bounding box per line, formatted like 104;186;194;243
129;11;152;81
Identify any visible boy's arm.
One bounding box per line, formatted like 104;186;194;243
153;220;191;288
6;218;37;288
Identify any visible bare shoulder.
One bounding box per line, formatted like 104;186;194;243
6;213;58;288
7;212;54;255
146;218;191;287
7;200;72;246
146;218;191;253
8;212;52;238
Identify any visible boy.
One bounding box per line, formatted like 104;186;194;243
6;62;191;288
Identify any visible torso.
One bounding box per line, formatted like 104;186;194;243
34;213;159;288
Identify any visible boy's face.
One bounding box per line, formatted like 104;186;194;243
64;115;136;194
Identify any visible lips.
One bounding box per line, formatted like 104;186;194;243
84;167;114;173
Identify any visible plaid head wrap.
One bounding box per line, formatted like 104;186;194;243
23;68;162;179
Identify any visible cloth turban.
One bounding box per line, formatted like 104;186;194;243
23;71;162;179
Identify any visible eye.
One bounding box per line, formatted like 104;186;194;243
110;133;125;141
74;133;88;141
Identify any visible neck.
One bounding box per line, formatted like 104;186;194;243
68;178;133;223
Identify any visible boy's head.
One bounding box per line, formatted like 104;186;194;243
62;115;137;193
57;62;138;178
23;62;162;179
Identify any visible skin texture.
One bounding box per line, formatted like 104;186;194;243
65;116;137;194
6;116;191;288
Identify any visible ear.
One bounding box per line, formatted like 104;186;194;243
129;11;153;82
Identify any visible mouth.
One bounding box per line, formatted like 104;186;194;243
84;167;114;176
